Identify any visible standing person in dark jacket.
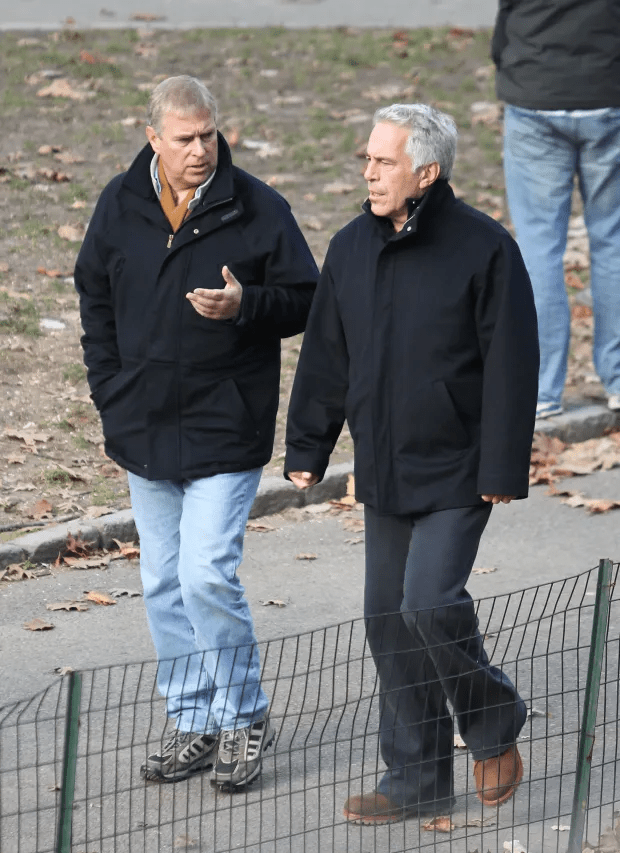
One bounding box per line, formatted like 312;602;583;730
285;104;539;824
493;0;620;418
75;76;318;788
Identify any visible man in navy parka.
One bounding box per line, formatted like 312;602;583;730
285;104;539;823
75;76;318;789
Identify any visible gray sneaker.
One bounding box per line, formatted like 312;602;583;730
141;729;219;782
212;717;275;790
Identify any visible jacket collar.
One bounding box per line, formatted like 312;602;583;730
121;131;236;210
363;178;454;239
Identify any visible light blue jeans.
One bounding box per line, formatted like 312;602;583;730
503;104;620;406
127;469;269;734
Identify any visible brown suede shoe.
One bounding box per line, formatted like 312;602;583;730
343;791;454;826
473;745;523;806
343;792;415;825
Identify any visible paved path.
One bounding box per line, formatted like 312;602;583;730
2;465;620;705
0;0;497;30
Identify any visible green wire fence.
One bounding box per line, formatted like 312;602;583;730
1;561;618;853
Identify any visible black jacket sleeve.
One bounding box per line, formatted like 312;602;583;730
284;259;349;481
73;185;121;407
234;204;318;338
474;234;539;497
491;0;513;68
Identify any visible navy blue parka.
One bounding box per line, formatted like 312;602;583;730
75;134;318;480
284;180;539;515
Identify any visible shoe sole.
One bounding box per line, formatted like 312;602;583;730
141;756;216;783
343;800;453;826
475;749;524;807
212;732;275;791
343;809;411;826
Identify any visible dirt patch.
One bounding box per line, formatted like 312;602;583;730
0;25;600;537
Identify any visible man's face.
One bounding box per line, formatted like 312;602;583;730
146;109;218;192
364;122;427;228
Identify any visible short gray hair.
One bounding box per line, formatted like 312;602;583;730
147;76;218;135
373;103;457;180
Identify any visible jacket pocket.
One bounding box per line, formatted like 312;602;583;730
183;375;261;454
92;366;141;411
396;380;470;455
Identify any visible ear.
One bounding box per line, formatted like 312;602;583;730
418;161;441;190
146;125;160;154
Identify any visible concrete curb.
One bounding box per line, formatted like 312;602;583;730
534;402;620;444
0;462;354;570
1;403;619;570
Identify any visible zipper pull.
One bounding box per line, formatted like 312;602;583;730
167;234;173;249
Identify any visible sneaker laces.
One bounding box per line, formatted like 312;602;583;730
161;729;191;756
219;728;244;762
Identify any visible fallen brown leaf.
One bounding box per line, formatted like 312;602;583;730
246;521;276;532
64;532;94;557
46;601;89;612
422;816;453;833
565;271;585;290
83;590;116;605
37;78;96;101
25;498;54;520
342;517;365;532
84;505;113;518
62;555;111;569
1;563;37;582
36;167;72;182
109;588;142;598
23;618;54;631
295;553;317;560
4;428;53;446
260;599;287;607
472;566;497;574
112;539;140;559
54;150;85;164
58;223;85;242
37;266;66;277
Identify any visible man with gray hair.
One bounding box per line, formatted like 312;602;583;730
75;76;318;789
285;104;539;823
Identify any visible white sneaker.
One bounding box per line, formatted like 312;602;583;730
536;401;563;419
608;394;620;412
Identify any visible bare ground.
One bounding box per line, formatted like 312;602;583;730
0;25;600;539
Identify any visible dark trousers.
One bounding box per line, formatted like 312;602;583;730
364;504;527;808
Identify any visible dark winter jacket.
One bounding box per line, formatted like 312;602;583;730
492;0;620;110
75;134;318;481
284;180;539;516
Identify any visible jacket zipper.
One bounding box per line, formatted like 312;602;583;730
165;196;235;251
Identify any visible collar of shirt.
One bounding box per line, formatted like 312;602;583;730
149;153;217;211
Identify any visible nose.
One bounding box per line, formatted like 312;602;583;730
191;136;206;156
364;159;375;182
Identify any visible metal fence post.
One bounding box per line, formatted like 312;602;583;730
567;558;614;853
55;671;82;853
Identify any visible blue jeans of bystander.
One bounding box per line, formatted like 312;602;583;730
127;469;269;735
503;104;620;407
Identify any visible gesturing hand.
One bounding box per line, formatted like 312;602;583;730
186;264;242;320
288;471;320;490
481;494;515;504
